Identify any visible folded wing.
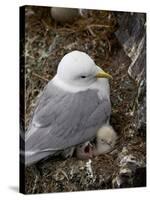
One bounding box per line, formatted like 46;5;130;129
25;82;111;165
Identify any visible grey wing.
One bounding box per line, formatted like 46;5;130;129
25;82;111;165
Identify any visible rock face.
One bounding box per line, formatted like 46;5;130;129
112;146;146;188
136;79;146;136
115;12;146;84
22;6;146;194
115;12;146;136
112;12;146;187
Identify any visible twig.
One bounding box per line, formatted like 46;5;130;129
57;27;76;33
32;72;49;82
87;24;111;29
87;26;96;37
59;169;69;181
32;175;39;194
86;24;111;37
106;37;111;53
41;19;50;32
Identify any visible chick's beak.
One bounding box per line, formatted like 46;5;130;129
95;70;112;79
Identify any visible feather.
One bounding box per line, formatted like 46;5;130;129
25;82;111;165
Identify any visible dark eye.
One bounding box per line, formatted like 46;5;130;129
81;76;86;78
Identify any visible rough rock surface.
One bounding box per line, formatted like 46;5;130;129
21;6;146;193
115;12;146;136
113;12;146;187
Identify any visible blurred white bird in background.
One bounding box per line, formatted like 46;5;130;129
51;7;80;23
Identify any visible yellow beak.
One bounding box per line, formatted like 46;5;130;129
95;70;112;79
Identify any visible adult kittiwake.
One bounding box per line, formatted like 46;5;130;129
24;50;113;165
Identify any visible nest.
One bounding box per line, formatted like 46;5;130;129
22;6;146;193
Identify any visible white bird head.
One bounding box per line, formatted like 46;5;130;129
56;51;112;87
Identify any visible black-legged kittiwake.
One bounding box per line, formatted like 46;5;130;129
24;50;113;165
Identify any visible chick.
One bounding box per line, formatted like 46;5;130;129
94;125;118;155
75;142;94;160
75;125;117;159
